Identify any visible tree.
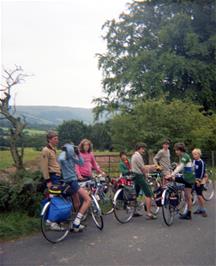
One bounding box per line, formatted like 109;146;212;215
94;0;216;118
110;99;216;152
57;120;89;146
89;121;112;150
0;66;29;170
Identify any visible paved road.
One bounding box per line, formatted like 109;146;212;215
1;197;215;266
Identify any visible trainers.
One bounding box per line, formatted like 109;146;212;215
146;213;157;220
201;211;208;217
194;209;203;214
133;212;143;217
49;222;65;231
179;212;192;220
71;224;85;232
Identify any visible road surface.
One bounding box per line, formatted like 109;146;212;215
1;197;215;266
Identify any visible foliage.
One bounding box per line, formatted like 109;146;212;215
0;170;46;216
110;99;216;152
57;120;89;146
57;120;112;150
94;0;216;118
88;121;113;150
0;212;40;240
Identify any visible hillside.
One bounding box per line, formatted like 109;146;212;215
2;106;94;126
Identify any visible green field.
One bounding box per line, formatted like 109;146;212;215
0;149;118;171
0;148;40;170
1;127;46;136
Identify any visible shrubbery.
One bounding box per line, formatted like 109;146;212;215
0;171;46;216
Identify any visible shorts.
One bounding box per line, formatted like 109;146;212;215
133;173;153;198
175;175;193;189
49;173;61;185
66;180;80;194
194;183;204;196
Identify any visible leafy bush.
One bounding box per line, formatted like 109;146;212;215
0;171;46;216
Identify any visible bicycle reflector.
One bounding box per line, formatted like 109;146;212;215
48;185;62;195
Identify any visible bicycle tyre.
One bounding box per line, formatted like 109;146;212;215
41;201;70;244
203;179;215;201
90;195;104;230
162;190;175;226
99;184;114;215
113;188;135;224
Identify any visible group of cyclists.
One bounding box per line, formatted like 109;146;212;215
40;131;208;232
119;140;208;220
40;131;105;232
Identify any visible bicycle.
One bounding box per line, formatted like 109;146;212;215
112;175;159;224
161;180;187;226
41;180;103;244
92;175;115;215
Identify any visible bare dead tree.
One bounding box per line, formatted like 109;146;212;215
0;66;29;171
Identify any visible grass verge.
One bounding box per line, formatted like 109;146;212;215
0;212;40;241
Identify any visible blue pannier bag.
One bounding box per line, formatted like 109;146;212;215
48;197;72;222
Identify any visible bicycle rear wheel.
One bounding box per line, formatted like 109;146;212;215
113;188;135;224
41;201;70;244
98;184;114;215
90;195;104;230
162;190;175;226
203;179;215;201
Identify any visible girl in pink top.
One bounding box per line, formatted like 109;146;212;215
76;139;105;181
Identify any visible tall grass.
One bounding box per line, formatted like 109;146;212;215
0;212;40;241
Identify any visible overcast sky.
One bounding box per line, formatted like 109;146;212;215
1;0;130;108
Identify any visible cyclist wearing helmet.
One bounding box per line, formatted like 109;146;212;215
131;143;157;219
165;143;195;220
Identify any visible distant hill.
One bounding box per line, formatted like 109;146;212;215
2;106;95;126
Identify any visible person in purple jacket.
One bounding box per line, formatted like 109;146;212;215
192;148;208;217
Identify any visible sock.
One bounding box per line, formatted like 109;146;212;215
73;212;83;227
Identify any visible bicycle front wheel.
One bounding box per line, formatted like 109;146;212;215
41;201;70;244
203;179;215;201
162;190;175;226
113;188;135;224
90;195;104;230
